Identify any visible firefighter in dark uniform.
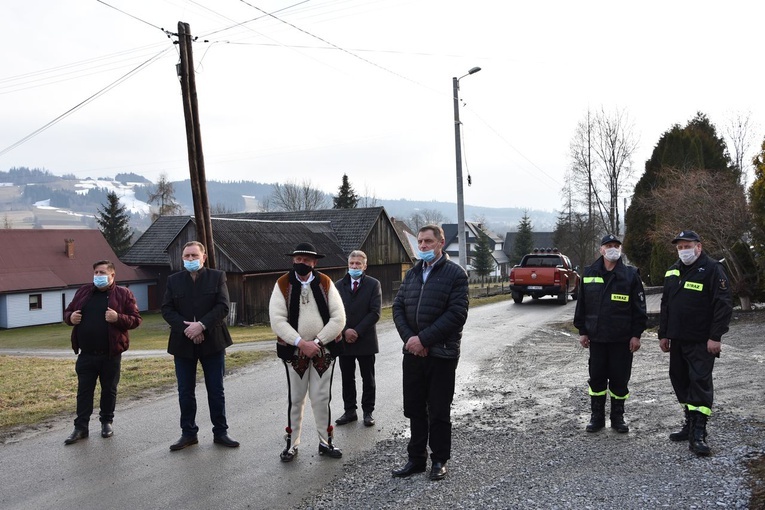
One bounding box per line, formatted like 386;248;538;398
659;230;732;456
574;234;647;434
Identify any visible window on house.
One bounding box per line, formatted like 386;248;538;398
29;294;42;310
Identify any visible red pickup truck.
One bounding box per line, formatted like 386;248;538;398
508;250;580;304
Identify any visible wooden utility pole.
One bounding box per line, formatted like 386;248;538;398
177;21;216;268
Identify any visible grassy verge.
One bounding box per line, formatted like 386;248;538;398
0;350;267;434
0;296;508;438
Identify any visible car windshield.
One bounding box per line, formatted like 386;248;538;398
524;256;561;267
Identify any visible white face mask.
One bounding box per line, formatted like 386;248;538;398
678;248;699;266
604;247;621;262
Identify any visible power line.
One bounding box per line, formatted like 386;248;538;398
0;48;171;158
235;0;435;92
96;0;171;35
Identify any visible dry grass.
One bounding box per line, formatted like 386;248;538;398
0;350;266;435
0;298;507;437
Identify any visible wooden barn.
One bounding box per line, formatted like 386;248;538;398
121;207;413;324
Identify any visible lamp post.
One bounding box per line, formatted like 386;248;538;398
453;66;481;270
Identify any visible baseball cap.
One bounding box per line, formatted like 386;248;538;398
600;234;622;246
671;230;701;244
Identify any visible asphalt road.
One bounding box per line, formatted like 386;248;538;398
0;296;574;510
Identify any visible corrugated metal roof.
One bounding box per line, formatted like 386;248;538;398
0;229;153;293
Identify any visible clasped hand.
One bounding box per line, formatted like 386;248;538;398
183;321;205;344
405;336;428;357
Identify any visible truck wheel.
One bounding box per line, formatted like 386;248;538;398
557;290;567;304
512;291;523;304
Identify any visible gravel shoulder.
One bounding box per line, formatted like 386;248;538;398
300;311;765;509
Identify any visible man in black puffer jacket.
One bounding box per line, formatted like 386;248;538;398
391;224;469;482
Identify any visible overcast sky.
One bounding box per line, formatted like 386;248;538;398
2;0;763;212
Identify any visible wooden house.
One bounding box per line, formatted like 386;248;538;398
121;207;413;324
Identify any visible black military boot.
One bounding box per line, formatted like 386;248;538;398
586;395;606;432
609;398;629;433
689;411;711;456
669;407;690;442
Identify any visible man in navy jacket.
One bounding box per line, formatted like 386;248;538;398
391;224;469;481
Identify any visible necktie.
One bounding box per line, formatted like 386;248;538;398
352;281;359;293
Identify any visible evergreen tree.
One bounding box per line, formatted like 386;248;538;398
472;230;495;284
748;137;765;297
624;112;735;281
96;191;132;256
333;174;359;209
512;211;534;264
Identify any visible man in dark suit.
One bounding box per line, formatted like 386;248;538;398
334;250;382;427
161;241;239;451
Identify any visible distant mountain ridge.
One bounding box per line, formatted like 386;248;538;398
0;167;558;233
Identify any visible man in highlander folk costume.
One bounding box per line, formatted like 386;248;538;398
269;242;346;462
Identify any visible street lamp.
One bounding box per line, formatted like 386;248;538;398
453;66;481;270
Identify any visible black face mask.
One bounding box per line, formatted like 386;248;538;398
293;263;313;276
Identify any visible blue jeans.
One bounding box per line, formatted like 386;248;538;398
174;350;228;437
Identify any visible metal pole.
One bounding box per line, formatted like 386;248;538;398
453;76;467;270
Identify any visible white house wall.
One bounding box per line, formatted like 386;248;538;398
1;283;150;329
3;290;63;329
124;283;150;311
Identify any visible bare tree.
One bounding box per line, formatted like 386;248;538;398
146;173;183;220
268;180;329;211
725;111;756;187
569;107;639;236
359;184;380;207
407;208;447;232
642;168;753;308
472;213;487;226
211;202;237;214
3;213;12;229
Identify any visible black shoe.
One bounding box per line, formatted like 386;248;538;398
318;443;342;458
280;447;298;462
363;412;375;427
335;412;358;426
214;434;240;447
430;462;447;481
610;417;629;434
586;415;605;433
101;423;113;438
169;435;199;451
64;428;88;445
392;460;427;478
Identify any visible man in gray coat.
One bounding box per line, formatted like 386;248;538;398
334;250;382;427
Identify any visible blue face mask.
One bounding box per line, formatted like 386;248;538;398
184;259;202;272
418;249;436;263
93;275;110;288
348;268;363;279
